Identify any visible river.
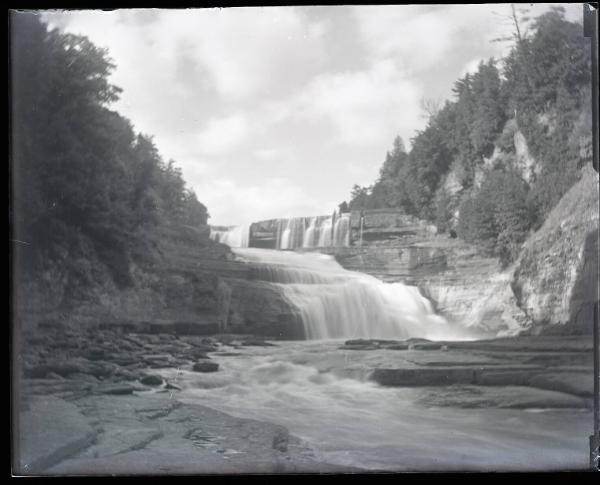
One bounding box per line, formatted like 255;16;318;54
156;245;591;471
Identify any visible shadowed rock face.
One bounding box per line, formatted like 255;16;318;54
14;222;303;339
512;165;599;334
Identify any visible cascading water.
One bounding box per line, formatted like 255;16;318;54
275;214;350;250
316;217;333;247
279;218;306;250
332;213;350;247
210;224;250;248
233;248;461;341
302;217;318;248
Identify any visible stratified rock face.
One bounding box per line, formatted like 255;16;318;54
513;128;538;183
416;244;528;337
326;238;528;337
218;278;305;339
349;209;437;244
512;164;599;334
15;222;302;339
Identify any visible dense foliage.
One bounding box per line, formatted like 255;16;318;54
11;13;208;287
347;7;592;265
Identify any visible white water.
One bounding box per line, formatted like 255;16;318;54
210;224;250;248
233;248;465;341
212;213;351;250
177;232;590;471
158;341;591;471
276;213;351;249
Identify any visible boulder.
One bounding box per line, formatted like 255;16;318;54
241;340;276;347
408;342;443;351
192;362;219;373
140;375;164;386
97;384;136;395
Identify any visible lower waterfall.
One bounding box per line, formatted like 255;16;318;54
233;248;463;340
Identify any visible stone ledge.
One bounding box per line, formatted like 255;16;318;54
16;396;98;474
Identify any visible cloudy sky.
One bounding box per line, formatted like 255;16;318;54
42;4;582;225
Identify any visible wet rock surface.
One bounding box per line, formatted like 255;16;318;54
16;326;353;474
15;326;594;474
336;336;594;401
192;362;220;373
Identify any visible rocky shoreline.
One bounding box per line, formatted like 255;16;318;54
15;325;362;475
14;323;594;474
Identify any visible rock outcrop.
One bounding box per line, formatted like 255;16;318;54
512;164;599;334
322;165;598;336
15;222;303;339
321;238;527;336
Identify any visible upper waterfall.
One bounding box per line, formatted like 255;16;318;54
210;212;351;250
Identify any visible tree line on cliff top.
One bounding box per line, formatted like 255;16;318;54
11;13;208;287
347;6;592;267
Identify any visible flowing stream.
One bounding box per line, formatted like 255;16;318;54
160;341;591;471
193;233;591;471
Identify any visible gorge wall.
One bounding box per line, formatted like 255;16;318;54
14;222;304;339
16;165;597;340
312;214;529;337
322;167;598;336
511;164;599;334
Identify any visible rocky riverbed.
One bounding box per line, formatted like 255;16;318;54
14;324;594;474
16;325;359;475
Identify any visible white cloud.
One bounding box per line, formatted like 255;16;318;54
354;5;457;72
154;7;328;100
196;114;249;156
254;147;288;161
196;177;330;226
288;58;423;147
40;5;586;225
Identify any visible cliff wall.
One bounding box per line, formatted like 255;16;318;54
512;164;599;334
323;166;598;336
14;222;303;339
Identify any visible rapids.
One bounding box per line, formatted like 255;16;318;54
159;341;591;471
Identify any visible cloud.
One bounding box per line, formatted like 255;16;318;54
152;7;328;101
287;58;423;148
196;114;249;156
39;5;585;225
196;177;331;225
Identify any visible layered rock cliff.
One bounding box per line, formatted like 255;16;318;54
14;222;303;338
511;164;599;334
319;237;528;337
317;170;598;336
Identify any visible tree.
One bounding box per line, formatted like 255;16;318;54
458;169;532;264
349;185;371;210
11;13;210;288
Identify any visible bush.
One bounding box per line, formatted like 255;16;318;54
458;169;533;265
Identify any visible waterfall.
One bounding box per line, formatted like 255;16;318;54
316;217;333;247
302;217;318;248
279;217;306;250
332;213;350;247
210;224;250;248
275;214;350;250
233;248;458;340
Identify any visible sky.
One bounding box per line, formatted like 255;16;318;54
42;4;583;226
